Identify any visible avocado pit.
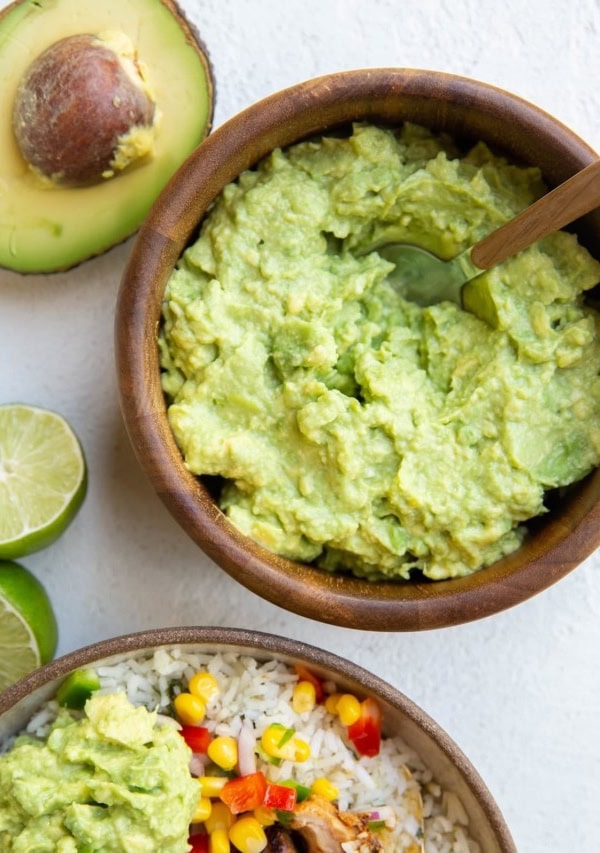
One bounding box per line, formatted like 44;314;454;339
12;32;158;187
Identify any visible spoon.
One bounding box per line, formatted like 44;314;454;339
378;157;600;308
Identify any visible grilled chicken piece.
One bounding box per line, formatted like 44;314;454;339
265;824;301;852
290;794;383;852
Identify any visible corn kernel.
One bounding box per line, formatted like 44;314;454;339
292;737;311;762
206;801;235;834
311;777;339;801
174;692;206;725
260;724;310;762
261;724;291;759
191;795;213;824
292;680;316;714
336;694;361;726
200;776;228;799
207;735;238;771
229;816;267;853
210;828;230;853
325;693;342;715
253;806;276;826
189;671;220;703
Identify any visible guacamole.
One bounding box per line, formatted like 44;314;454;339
0;692;198;851
159;123;600;580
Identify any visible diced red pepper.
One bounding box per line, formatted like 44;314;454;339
180;725;211;754
188;834;209;853
294;663;325;703
219;771;268;814
263;782;297;812
347;696;382;757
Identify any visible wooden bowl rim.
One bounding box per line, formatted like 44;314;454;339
116;68;600;631
0;626;516;851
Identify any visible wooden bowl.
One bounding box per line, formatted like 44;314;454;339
116;68;600;631
0;626;516;852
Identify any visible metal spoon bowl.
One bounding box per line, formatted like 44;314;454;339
379;243;480;307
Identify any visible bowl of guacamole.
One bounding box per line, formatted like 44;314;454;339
116;68;600;630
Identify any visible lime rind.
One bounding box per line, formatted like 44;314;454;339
0;404;87;559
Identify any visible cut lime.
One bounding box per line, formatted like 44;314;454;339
0;560;58;691
0;404;87;559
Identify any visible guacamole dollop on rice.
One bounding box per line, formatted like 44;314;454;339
159;123;600;580
0;693;198;851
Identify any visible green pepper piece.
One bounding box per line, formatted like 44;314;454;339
279;779;312;802
56;668;100;709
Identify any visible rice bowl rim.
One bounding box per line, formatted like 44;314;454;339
0;625;515;851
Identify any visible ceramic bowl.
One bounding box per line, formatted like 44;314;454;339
0;626;516;851
115;68;600;631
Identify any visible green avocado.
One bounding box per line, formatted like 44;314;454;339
0;0;214;273
0;692;199;850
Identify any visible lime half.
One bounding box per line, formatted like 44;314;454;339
0;560;58;691
0;404;86;559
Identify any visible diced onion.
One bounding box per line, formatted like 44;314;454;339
189;753;206;777
368;806;396;828
237;720;257;776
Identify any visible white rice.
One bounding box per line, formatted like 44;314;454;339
16;647;480;853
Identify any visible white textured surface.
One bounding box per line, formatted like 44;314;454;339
2;0;600;849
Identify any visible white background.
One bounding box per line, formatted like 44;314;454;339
2;1;600;849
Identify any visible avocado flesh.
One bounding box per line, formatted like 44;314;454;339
0;0;213;273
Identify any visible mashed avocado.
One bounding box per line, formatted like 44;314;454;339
159;123;600;580
0;692;198;851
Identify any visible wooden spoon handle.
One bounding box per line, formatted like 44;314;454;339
471;158;600;270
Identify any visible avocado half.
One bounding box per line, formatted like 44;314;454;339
0;0;214;273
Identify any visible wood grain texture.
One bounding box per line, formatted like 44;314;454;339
0;629;516;852
115;68;600;632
